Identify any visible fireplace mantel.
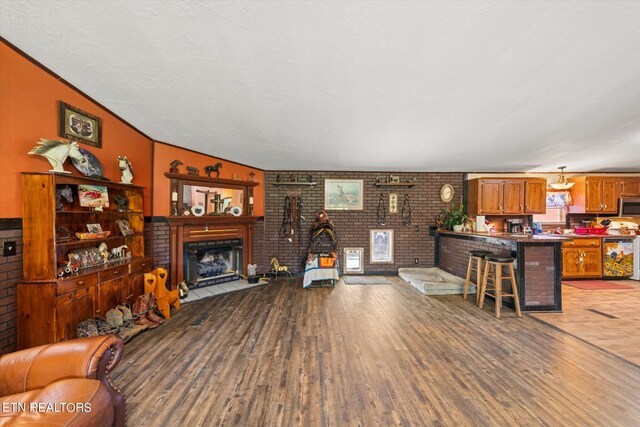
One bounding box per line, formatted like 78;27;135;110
167;215;261;286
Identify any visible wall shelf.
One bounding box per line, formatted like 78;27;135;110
273;182;317;187
374;182;417;188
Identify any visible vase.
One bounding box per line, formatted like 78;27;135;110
453;224;464;232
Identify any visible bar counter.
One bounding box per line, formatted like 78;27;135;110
435;230;568;312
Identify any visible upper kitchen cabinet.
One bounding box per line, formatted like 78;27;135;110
622;177;640;197
467;178;546;216
568;176;623;214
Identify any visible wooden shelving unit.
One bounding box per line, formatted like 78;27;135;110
17;172;152;349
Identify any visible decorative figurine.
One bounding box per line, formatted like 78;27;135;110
204;162;223;178
169;159;183;173
232;173;241;180
186;166;199;176
55;185;74;211
114;195;129;212
271;257;292;278
98;242;110;264
28;139;85;173
249;172;256;182
117;156;134;184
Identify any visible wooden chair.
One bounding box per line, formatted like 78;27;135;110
144;268;180;319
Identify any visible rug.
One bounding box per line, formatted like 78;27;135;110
342;276;391;285
562;280;635;290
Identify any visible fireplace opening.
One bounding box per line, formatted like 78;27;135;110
184;239;243;287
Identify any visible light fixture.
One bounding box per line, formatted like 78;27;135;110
549;166;575;190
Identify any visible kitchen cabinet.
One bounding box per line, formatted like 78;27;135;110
467;178;546;216
561;238;602;278
569;176;622;214
524;179;547;214
622;177;640;197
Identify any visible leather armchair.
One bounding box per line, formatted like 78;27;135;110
0;335;125;427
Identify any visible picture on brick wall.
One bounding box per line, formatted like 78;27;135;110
58;101;102;148
324;179;363;210
343;247;364;274
370;229;394;263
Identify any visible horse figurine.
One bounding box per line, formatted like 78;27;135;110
271;257;292;278
55;185;74;210
204;162;223;178
28;139;85;173
118;156;134;184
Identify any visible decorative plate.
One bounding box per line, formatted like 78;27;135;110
191;205;205;216
230;206;242;216
71;148;104;178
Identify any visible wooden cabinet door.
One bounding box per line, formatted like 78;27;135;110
524;179;546;214
622;178;640;197
502;180;524;214
479;180;503;214
584;178;603;213
601;179;622;213
581;248;603;277
562;248;584;278
97;276;127;316
55;286;96;342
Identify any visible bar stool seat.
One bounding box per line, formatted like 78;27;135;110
463;250;494;304
479;255;521;318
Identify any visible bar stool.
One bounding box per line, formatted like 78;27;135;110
478;255;521;318
464;250;494;305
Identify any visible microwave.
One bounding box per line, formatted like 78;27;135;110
618;198;640;217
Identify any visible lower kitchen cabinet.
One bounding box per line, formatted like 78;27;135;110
562;238;602;279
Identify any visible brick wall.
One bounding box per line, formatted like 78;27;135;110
523;245;556;306
264;171;464;274
152;218;170;270
437;235;514;279
0;227;22;354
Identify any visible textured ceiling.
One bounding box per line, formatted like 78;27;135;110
1;1;640;172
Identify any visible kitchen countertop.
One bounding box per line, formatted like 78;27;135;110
437;230;638;241
437;230;570;242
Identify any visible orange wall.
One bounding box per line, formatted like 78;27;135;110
153;142;264;216
0;41;154;217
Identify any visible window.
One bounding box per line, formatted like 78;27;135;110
532;191;570;224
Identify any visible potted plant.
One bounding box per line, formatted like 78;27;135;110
443;202;470;231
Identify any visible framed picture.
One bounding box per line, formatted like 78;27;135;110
370;229;394;263
78;185;109;208
324;179;364;210
86;223;103;233
116;219;134;236
389;193;398;213
58;101;102;148
343;247;364;274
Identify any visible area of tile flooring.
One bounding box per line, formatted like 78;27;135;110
181;278;270;303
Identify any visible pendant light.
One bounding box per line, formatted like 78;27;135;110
549;166;575;190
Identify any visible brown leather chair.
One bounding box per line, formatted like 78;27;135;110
0;335;125;427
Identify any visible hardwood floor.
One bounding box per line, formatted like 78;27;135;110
113;277;640;426
530;281;640;365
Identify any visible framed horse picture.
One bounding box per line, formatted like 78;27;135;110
324;179;364;210
58;101;102;148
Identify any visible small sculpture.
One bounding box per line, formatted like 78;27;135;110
186;166;199;176
204;162;223;178
55;185;74;210
248;263;258;276
28;139;85;173
249;172;256;182
271;257;292;278
111;245;130;259
232;173;240;180
117;156;134;184
169;159;183;173
98;242;109;264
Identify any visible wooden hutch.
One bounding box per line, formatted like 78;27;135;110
17;172;151;349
